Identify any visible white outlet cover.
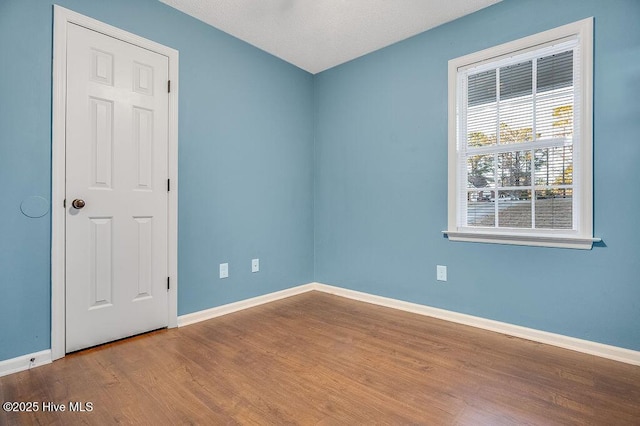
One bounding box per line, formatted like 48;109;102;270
251;258;259;273
220;263;229;279
437;265;447;281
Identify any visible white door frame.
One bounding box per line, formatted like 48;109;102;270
51;5;179;360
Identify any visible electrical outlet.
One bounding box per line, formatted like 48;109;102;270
219;263;229;279
252;258;259;273
437;265;447;282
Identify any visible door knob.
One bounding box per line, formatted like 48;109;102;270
72;199;86;209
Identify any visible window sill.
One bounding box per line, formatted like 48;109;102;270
442;230;601;250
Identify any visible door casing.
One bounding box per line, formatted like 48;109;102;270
52;5;179;360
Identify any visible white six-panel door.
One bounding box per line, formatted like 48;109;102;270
65;23;170;352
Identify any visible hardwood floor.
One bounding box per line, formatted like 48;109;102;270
2;291;640;425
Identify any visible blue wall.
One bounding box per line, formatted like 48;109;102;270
314;0;640;351
0;0;314;361
2;0;639;363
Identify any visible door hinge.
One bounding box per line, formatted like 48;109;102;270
168;80;171;93
63;199;66;208
167;178;170;192
167;277;170;291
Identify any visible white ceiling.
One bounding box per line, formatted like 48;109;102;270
159;0;501;74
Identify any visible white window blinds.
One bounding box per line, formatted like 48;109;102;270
457;39;580;232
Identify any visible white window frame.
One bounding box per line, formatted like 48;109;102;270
445;18;598;249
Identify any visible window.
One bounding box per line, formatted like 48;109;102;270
446;18;597;249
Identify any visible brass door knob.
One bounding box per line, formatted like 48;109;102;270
72;199;86;209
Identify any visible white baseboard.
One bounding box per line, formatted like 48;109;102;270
177;283;316;327
2;283;637;377
169;281;640;366
0;350;52;378
313;282;640;367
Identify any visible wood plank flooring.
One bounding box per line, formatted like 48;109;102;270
1;291;640;425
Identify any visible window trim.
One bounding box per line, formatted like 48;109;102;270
445;18;597;249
